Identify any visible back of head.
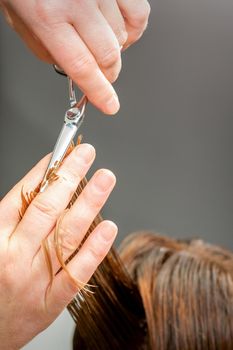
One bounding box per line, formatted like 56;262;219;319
70;232;233;350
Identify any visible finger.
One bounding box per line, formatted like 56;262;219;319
2;6;54;63
45;220;118;314
72;3;123;83
14;144;95;253
0;153;52;237
36;169;116;273
37;23;120;115
117;0;151;49
99;0;128;48
20;27;55;63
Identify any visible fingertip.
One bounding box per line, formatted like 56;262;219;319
74;143;96;163
95;168;117;187
75;143;96;159
85;71;120;115
97;220;118;242
103;94;120;115
105;220;118;235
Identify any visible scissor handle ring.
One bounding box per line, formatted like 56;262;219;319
76;94;88;116
53;64;67;77
53;64;88;111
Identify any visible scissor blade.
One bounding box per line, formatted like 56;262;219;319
50;122;78;168
40;122;78;192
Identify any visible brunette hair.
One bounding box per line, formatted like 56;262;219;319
69;231;233;350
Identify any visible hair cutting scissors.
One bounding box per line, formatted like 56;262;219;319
40;66;88;192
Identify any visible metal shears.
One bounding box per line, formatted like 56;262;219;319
40;66;87;192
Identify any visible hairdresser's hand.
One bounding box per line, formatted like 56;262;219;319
0;144;117;350
0;0;150;114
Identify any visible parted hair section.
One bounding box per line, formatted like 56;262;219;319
70;231;233;350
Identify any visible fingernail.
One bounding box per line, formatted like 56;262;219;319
76;144;95;164
104;94;120;115
94;169;115;192
99;221;118;242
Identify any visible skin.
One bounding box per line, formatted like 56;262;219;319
0;0;151;114
0;1;150;346
0;144;117;349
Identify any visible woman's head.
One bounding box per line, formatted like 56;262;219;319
119;232;233;349
70;232;233;349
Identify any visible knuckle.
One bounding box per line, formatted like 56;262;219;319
129;30;143;45
69;55;96;78
130;2;151;29
116;29;128;46
58;224;81;253
88;224;113;262
34;1;53;23
82;187;103;210
31;197;59;219
89;243;106;262
131;15;146;30
103;67;121;83
60;172;79;194
99;46;120;69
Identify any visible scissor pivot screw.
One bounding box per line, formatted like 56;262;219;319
66;108;80;120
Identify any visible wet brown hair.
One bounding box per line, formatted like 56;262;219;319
70;231;233;350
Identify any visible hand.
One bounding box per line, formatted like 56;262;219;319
0;143;117;350
0;0;151;115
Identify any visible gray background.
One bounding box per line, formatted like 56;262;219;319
0;0;233;348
